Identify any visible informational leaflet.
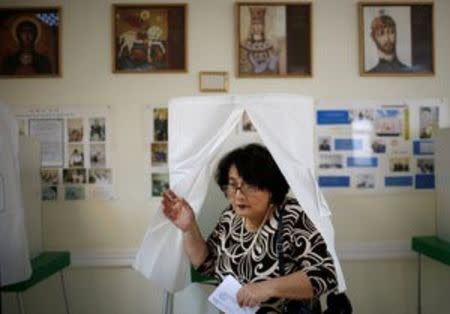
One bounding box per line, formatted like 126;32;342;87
29;119;64;167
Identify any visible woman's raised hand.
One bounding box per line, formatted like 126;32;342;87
162;189;195;232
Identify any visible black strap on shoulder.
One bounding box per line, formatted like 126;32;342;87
275;204;285;276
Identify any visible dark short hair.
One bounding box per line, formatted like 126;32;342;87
215;143;289;205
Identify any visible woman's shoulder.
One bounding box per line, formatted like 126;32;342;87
282;196;302;212
281;197;308;222
281;197;317;233
217;205;237;223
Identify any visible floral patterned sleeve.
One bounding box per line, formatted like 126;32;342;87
282;200;338;297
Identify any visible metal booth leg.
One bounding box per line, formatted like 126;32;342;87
59;271;71;314
16;293;26;314
417;253;422;314
162;290;174;314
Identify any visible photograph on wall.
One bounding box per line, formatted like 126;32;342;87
350;108;374;132
374;108;403;137
151;142;168;166
417;158;434;174
359;3;434;76
90;143;106;168
89;117;106;142
389;156;410;172
113;4;186;73
68;144;85;168
0;7;61;77
87;185;114;200
64;186;85;201
242;111;257;132
318;154;344;169
67;118;84;142
151;173;169;197
237;3;311;77
63;168;86;184
371;138;386;154
40;168;59;185
419;106;439;139
153;108;168;141
354;173;375;189
88;169;112;185
318;136;332;152
42;186;58;201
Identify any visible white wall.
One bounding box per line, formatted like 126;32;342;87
2;0;450;313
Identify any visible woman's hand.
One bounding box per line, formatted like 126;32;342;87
236;281;273;308
162;190;195;232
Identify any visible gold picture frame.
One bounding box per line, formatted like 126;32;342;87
0;7;62;78
236;2;312;78
112;4;187;73
358;2;434;76
199;71;229;92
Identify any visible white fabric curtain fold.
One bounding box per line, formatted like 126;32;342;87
0;102;31;286
133;94;346;293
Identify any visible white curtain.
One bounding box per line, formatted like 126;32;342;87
134;94;346;293
0;102;31;286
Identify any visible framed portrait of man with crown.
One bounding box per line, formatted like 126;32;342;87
236;2;312;77
359;2;434;76
0;7;61;77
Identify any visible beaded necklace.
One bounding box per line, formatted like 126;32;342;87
231;206;273;258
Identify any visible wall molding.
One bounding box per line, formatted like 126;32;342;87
70;241;415;268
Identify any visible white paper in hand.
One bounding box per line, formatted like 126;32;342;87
208;275;259;314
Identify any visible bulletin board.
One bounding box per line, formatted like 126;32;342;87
15;106;114;201
315;98;449;193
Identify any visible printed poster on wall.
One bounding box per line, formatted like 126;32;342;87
16;106;115;201
315;99;449;193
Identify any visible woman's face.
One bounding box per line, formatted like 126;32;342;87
227;164;271;223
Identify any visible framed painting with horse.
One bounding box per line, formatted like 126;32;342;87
113;4;187;73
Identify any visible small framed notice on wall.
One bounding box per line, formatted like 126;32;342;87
199;71;228;92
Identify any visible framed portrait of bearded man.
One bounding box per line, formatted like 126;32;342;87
359;3;434;76
236;3;312;77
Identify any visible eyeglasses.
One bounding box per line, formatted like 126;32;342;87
223;182;260;197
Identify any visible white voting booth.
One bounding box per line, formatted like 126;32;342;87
0;103;32;286
134;94;346;312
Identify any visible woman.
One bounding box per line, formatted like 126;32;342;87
162;143;337;313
